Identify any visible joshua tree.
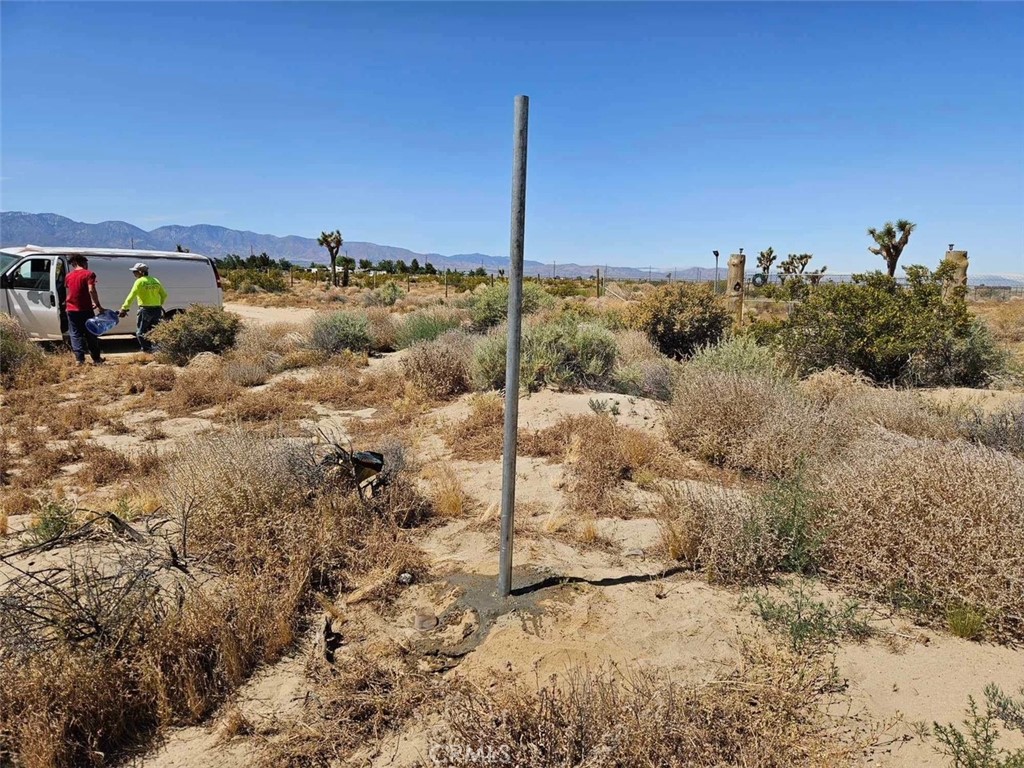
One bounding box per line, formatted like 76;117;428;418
756;247;777;276
868;219;916;277
778;253;814;277
317;230;343;286
340;256;355;287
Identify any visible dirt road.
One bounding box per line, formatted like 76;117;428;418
222;302;317;325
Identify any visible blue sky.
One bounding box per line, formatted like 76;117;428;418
2;2;1022;272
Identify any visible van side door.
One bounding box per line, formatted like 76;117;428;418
1;257;62;339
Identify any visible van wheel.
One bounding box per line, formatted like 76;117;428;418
163;309;183;321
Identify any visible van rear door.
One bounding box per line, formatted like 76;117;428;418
1;256;62;339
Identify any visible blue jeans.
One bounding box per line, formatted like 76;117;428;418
67;309;102;363
136;306;163;352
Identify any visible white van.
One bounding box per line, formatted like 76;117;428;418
0;245;223;341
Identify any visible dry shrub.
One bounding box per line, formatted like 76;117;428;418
167;365;241;415
365;307;398;352
656;483;783;584
124;365;177;395
281;362;406;411
613;329;663;366
44;400;103;438
1;314;45;387
224;355;277;387
799;367;873;407
437;646;870;768
802;369;960;440
234;321;308;357
278;348;324;370
444;394;504;460
817;436;1024;641
11;440;85;490
221;390;311;423
403;331;474;399
260;648;437;767
77;443;135;487
1;488;35;518
522;413;681;517
667;370;847;479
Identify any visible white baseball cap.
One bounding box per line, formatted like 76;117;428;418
130;262;149;272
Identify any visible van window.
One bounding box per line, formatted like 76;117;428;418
9;258;52;290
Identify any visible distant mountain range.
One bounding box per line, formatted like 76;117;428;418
2;212;1021;286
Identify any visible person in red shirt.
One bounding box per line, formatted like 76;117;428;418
64;254;106;364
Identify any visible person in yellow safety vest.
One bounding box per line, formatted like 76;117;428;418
118;262;168;353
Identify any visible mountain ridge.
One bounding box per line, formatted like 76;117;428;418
2;212;1021;286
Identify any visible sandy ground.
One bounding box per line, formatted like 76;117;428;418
133;387;1024;768
9;308;1023;768
222;302;317;326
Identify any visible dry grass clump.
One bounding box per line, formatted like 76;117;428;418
167;365;242;414
77;443;136;487
667;370;847;479
799;367;873;407
234;321;309;357
422;464;472;518
656;483;783;584
972;299;1024;344
437;646;870;767
279;362;406;411
221;390;312;423
123;365;178;395
817;436;1024;642
522;413;682;517
403;331;475;399
444;394;505;460
224;355;278;387
260;648;437;767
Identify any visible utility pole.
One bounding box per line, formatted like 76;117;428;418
498;95;529;599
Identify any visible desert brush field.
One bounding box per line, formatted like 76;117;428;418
1;272;1023;768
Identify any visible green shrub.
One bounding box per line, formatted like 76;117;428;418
0;315;42;386
610;360;676;401
473;321;617;392
747;580;872;655
225;268;286;293
543;280;587;298
30;500;76;543
394;309;462;349
687;335;783;379
627;283;731;359
309;311;372;356
934;686;1024;767
766;267;1006;386
148;305;242;365
470;282;552;330
363;281;403;307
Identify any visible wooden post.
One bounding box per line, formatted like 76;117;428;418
727;253;746;326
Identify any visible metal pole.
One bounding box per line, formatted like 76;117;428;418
498;94;529;599
715;254;720;294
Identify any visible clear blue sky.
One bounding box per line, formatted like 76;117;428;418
2;2;1022;273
